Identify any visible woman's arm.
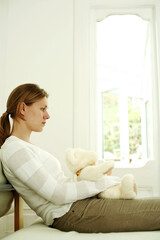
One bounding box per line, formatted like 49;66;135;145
5;146;120;205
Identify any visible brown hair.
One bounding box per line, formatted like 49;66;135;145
0;83;48;148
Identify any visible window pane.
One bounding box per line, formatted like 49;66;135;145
97;15;152;162
128;97;142;160
102;90;120;159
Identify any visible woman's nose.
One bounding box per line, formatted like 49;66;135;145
44;111;50;119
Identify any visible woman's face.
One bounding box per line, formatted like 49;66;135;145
24;97;50;132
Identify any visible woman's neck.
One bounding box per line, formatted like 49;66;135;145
11;132;31;143
11;119;31;143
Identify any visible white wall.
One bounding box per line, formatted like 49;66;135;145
0;0;8;111
0;0;74;237
0;0;74;174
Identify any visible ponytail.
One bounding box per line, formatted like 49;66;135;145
0;112;11;148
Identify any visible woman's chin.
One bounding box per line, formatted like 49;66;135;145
33;127;44;132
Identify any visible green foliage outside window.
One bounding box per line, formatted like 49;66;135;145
102;92;142;160
128;97;142;156
103;91;120;157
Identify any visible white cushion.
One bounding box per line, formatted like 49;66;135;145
2;220;160;240
0;161;13;217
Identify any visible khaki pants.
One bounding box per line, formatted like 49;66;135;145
51;197;160;233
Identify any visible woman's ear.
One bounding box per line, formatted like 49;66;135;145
17;102;27;120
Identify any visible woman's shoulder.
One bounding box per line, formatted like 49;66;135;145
1;136;57;165
2;136;28;150
1;136;46;165
1;136;44;160
2;136;22;149
2;136;42;150
0;136;29;159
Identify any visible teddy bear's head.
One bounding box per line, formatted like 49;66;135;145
66;148;98;175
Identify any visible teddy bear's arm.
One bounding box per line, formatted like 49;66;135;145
78;161;114;181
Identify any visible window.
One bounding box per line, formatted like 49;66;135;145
97;15;153;164
74;0;160;196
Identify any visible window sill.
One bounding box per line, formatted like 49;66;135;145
114;159;153;168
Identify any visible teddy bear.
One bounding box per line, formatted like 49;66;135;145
66;148;137;199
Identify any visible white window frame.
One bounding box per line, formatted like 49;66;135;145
74;0;160;196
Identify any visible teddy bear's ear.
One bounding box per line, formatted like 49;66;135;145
66;148;78;173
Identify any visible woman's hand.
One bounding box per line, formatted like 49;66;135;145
104;168;113;176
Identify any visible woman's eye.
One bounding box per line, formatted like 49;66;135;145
41;108;45;112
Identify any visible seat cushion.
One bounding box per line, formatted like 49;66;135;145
0;161;13;217
2;220;160;240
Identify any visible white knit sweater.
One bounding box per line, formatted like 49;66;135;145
0;136;120;225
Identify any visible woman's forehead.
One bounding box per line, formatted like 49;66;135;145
34;97;48;106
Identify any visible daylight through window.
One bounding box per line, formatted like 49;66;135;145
97;15;153;164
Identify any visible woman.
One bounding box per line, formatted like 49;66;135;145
0;83;160;233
